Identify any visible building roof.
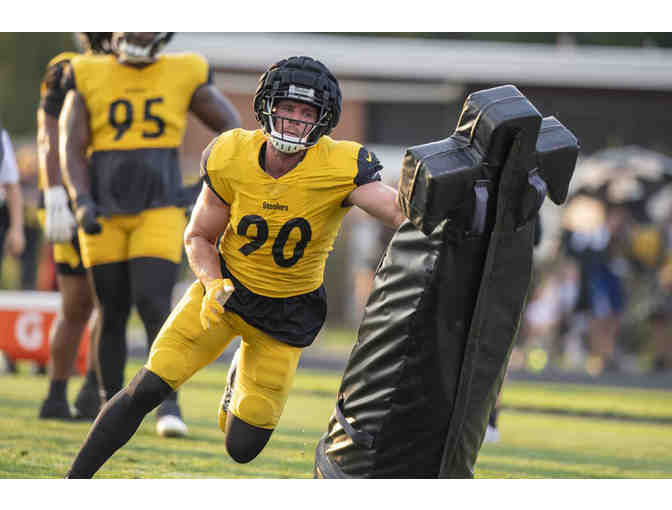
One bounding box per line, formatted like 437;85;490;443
171;33;672;91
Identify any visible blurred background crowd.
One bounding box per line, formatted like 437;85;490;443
1;32;671;378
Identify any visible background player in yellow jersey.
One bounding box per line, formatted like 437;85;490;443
59;32;241;438
65;55;405;477
37;33;113;421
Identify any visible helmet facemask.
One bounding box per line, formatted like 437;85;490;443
261;86;331;154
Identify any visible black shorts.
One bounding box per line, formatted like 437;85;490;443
219;257;327;348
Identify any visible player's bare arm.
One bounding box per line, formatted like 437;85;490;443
184;182;231;287
39;102;78;242
59;89;101;235
4;181;25;256
190;84;241;133
59;90;91;202
185;182;235;329
37;109;62;187
345;180;405;229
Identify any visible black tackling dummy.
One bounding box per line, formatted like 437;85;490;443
314;85;579;478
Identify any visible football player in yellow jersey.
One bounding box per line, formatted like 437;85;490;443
60;32;241;439
66;56;405;477
37;33;113;422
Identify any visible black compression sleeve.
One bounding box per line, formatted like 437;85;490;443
66;368;172;478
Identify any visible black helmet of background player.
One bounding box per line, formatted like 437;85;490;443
78;33;114;54
254;56;342;154
112;32;174;64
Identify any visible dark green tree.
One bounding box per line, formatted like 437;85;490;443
0;33;76;137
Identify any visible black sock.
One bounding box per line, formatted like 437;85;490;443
66;389;143;477
48;379;68;401
66;368;172;478
488;407;499;428
84;369;99;387
156;391;180;417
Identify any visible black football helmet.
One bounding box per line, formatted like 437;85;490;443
254;56;342;154
112;32;174;63
77;33;114;54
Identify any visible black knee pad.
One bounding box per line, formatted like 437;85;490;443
126;368;174;415
225;414;274;464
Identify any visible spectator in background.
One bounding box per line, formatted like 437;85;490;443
0;124;25;374
563;201;630;375
16;144;42;290
629;210;672;373
14;143;48;376
0;125;26;277
651;251;672;372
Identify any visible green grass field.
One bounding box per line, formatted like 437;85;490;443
1;359;671;479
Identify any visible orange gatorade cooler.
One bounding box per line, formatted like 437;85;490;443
0;291;90;373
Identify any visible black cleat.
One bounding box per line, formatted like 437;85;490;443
2;354;18;374
39;398;74;421
72;382;102;420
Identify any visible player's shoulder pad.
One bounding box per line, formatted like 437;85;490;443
355;145;383;185
161;52;209;70
70;53;113;74
41;60;69;95
42;52;78;94
70;53;110;64
46;51;78;70
355;146;383;181
162;52;211;87
200;128;252;176
317;137;383;185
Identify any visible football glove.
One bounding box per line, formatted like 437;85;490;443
44;185;77;243
200;278;235;330
75;194;102;235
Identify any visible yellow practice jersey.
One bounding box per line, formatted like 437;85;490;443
70;52;210;151
67;52;211;215
202;129;383;298
37;51;79;192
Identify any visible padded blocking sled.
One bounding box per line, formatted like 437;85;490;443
314;85;579;478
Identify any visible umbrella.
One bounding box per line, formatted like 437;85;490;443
569;146;672;223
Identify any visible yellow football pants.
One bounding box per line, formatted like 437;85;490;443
37;209;83;271
146;281;302;429
78;206;186;268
